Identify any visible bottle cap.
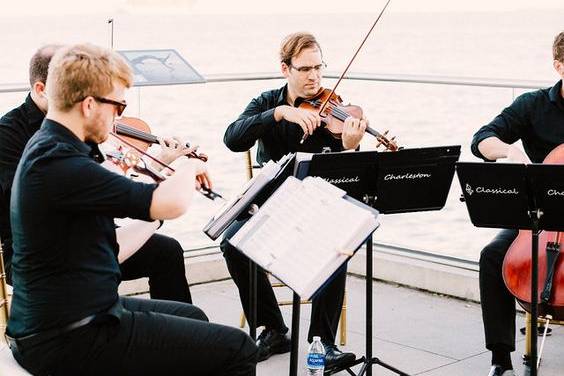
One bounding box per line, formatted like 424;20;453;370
313;336;321;341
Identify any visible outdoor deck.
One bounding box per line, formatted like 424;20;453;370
189;276;564;376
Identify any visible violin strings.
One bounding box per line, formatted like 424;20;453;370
311;101;388;141
115;123;158;143
109;132;174;172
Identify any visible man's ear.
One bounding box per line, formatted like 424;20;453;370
80;97;94;118
554;60;564;76
32;81;46;96
281;62;290;78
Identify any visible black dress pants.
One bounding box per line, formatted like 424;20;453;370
120;232;192;303
479;229;519;352
221;219;347;343
11;296;257;376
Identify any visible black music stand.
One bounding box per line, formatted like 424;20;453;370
294;145;461;376
456;162;564;376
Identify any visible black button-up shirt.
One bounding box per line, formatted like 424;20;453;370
223;85;344;164
7;119;157;337
0;94;44;284
471;80;564;163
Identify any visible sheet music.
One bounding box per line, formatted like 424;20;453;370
203;154;295;240
229;176;379;299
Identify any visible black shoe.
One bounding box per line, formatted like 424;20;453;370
256;328;291;362
323;343;356;371
488;365;516;376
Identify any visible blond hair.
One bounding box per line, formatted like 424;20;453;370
46;43;133;112
279;32;322;65
553;31;564;63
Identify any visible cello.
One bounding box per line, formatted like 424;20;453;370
502;144;564;319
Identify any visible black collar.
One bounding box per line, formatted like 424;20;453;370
548;80;564;108
24;93;46;129
41;119;92;155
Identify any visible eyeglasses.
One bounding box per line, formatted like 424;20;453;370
288;61;327;74
92;96;127;116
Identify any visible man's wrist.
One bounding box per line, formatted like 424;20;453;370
274;105;286;122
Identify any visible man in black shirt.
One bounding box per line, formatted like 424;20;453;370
6;43;256;375
223;32;367;370
0;45;193;304
471;31;564;376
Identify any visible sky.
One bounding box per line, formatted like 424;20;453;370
2;0;563;16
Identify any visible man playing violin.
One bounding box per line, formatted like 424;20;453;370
0;44;195;304
5;43;257;375
471;31;564;376
223;32;368;370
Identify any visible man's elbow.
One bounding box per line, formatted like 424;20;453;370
223;132;248;152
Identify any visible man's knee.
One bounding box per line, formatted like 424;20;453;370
190;305;209;322
159;236;184;264
479;244;503;271
234;331;258;367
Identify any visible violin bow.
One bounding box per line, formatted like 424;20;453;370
301;0;393;144
109;132;224;201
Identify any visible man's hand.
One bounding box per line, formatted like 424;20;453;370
506;144;531;164
172;158;212;192
274;105;321;136
342;116;368;150
154;137;197;169
478;137;531;163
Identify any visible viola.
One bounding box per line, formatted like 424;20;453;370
502;144;564;319
294;87;399;151
114;116;208;162
107;120;223;201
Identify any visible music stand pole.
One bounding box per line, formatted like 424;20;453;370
358;235;411;376
529;211;540;376
289;292;301;376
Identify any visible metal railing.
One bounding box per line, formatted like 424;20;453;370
0;72;554;94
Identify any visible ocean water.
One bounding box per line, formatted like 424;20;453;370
0;10;562;260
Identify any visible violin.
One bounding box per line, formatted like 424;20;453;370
114;116;208;162
502;144;564;319
295;87;399;151
107;118;223;201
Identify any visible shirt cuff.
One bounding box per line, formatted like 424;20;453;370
471;131;498;161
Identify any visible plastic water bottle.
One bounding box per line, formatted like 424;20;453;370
306;336;325;375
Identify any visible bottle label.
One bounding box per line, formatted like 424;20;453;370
307;353;325;369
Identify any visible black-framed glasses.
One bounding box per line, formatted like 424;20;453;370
92;96;127;116
289;61;327;74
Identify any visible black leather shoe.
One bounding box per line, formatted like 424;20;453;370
323;343;356;371
488;365;516;376
256;328;291;362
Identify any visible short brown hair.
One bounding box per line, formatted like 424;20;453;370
279;32;322;65
554;32;564;63
28;44;62;86
46;43;133;112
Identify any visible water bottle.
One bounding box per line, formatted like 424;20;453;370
306;336;325;375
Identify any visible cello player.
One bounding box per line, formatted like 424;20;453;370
471;31;564;376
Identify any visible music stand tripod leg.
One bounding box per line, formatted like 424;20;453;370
357;236;411;376
249;259;258;376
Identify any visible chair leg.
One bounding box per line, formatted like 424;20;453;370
523;312;532;365
240;312;246;329
339;290;347;346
